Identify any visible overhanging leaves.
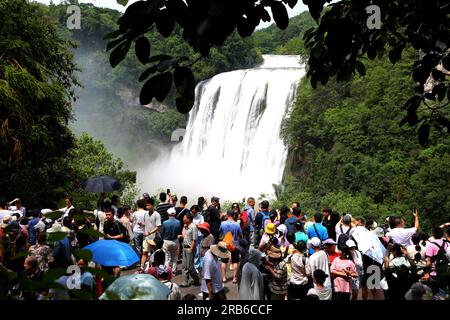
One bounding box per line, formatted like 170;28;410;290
140;72;173;105
110;40;132;68
156;9;175;38
174;66;195;113
271;1;289;30
135;37;151;64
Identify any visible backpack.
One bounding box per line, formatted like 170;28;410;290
337;225;352;251
261;211;270;227
430;241;450;277
240;209;250;230
223;231;236;252
115;221;130;243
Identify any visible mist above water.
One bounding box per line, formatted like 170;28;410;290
138;55;305;202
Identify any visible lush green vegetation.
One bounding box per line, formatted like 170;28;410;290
0;0;136;209
0;0;77;208
63;133;138;210
277;49;450;230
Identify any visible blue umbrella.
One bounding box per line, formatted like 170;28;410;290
99;274;170;300
84;240;139;267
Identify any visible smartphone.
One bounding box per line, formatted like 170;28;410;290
167;188;170;194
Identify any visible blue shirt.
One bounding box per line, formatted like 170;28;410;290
160;218;182;241
201;250;224;293
307;223;328;255
220;220;242;240
306;223;328;254
285;216;299;235
53;237;71;260
295;232;308;244
28;217;40;245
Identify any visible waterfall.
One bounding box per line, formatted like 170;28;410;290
139;55;305;202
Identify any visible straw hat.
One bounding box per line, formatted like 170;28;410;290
40;209;53;215
265;223;276;235
210;241;230;259
46;222;64;233
0;215;11;228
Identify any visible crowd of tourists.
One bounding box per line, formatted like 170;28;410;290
0;192;449;300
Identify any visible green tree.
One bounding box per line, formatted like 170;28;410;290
302;0;449;144
0;0;78;208
64;133;137;210
279;49;450;229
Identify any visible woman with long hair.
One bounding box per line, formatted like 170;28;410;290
231;203;241;221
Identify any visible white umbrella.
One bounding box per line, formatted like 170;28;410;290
352;226;386;264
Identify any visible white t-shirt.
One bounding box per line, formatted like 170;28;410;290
308;250;331;288
389;255;411;269
132;210;147;233
290;253;311;285
112;205;119;217
0;209;13;221
96;210;106;233
388;227;416;246
407;244;427;260
307;286;332;300
145;211;162;240
9;206;26;217
335;224;354;242
59;205;74;219
193;214;204;237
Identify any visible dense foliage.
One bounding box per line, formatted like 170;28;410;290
278;49;450;230
302;0;450;144
0;0;138;210
63;133;137;210
0;0;77;208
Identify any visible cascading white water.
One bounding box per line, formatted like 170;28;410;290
140;55;305;202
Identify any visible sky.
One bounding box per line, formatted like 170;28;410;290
34;0;309;29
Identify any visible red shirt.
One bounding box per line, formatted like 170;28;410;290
328;251;341;264
148;266;174;279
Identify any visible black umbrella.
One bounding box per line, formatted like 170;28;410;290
84;176;122;193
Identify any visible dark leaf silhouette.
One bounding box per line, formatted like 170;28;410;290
140;72;173;105
135;37;151;64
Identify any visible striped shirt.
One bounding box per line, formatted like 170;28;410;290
156;202;172;223
269;261;289;295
